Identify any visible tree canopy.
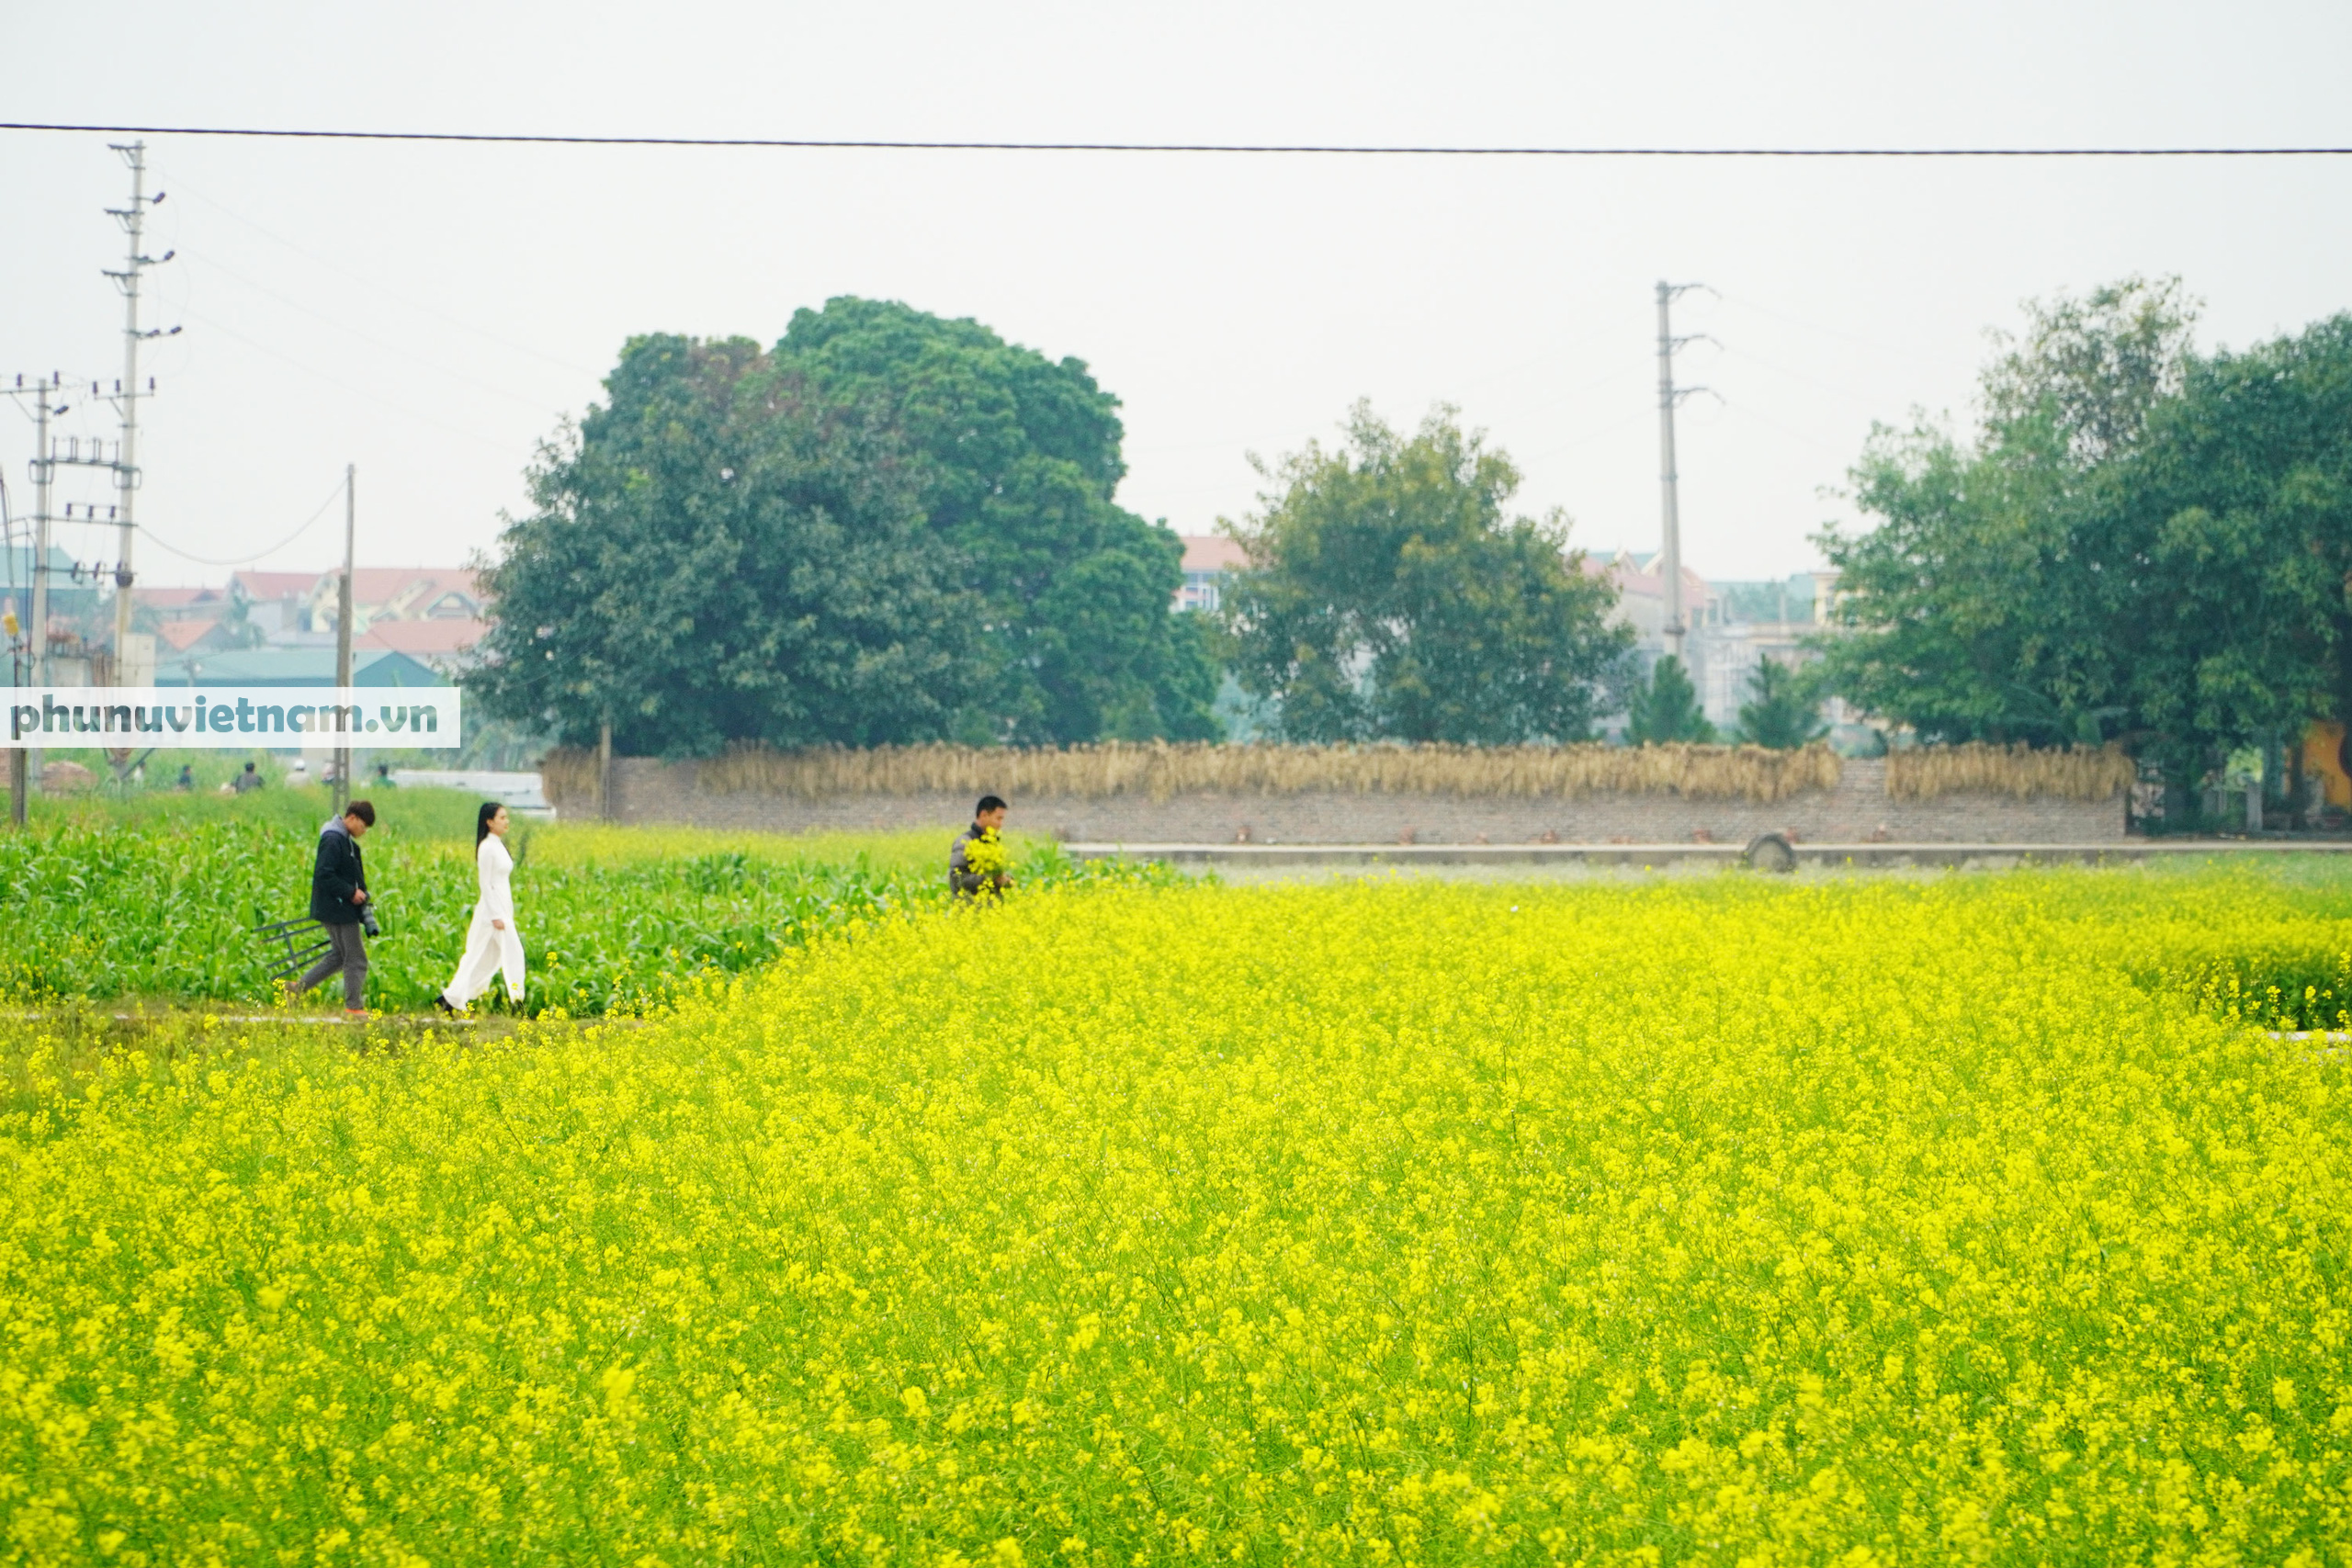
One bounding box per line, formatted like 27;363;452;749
467;299;1218;752
464;335;970;755
771;299;1218;745
1815;277;2352;814
1221;403;1631;744
2101;315;2352;789
1815;278;2194;750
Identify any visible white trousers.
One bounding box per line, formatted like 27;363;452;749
443;911;526;1007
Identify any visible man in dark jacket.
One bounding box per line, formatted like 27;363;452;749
293;799;376;1016
949;795;1012;901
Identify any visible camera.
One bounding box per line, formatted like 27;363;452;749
359;903;381;939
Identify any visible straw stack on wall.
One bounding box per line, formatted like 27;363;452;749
542;740;2135;809
1884;742;2138;802
542;741;1845;806
538;749;602;810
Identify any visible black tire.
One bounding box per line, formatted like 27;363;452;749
1745;832;1797;874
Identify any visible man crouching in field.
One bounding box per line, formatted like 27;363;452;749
293;799;376;1018
949;795;1013;902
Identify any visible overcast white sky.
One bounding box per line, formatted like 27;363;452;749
3;0;2348;591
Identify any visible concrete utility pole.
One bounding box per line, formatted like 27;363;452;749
102;141;176;683
1655;280;1710;662
599;718;614;822
3;372;65;804
334;464;356;811
28;377;54;689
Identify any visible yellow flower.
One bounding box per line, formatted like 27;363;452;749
962;827;1011;880
3;866;2347;1561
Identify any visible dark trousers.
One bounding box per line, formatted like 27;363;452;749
294;922;369;1010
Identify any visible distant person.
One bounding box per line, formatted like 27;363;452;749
375;762;399;788
437;801;526;1014
174;763;193;792
949;795;1013;901
292;799;376;1019
232;761;264;794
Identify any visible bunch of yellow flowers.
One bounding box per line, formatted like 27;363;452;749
961;825;1012;882
0;864;2346;1564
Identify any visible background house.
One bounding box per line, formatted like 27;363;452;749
153;645;446;690
355;616;487;660
1700;573;1830;728
153;617;243;660
132;584;230;626
1581;550;1723;657
211;567;490;673
304;568;483;638
230;570;322;639
1174;535;1246;613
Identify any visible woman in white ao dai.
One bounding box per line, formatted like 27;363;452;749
439;800;526;1011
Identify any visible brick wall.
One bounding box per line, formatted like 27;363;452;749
600;756;2125;843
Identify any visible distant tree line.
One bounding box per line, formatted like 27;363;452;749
1815;277;2352;817
467;303;1684;757
481;281;2352;785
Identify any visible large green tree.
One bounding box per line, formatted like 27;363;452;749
1815;278;2195;750
2100;315;2352;800
1815;279;2352;818
469;300;1221;751
772;299;1218;743
466;335;972;754
1222;403;1631;743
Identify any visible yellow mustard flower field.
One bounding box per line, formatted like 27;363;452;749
2;868;2348;1566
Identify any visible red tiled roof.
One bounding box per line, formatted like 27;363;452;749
331;567;483;605
1582;552;1710;604
357;617;487;656
1180;535;1249;572
232;570;322;600
135;586;225;610
156;618;223;651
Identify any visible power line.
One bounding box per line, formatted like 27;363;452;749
1718;346;1893;415
177;306;518;451
133;478;349;568
166;177;603;377
1126;335;1638;459
184;253;571;411
1522;406;1651;461
1716;396;1862;461
1715;292;1930;358
6;122;2351;156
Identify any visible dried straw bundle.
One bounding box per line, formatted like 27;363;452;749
1884;742;2137;802
537;740;1845;805
538;749;602;809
